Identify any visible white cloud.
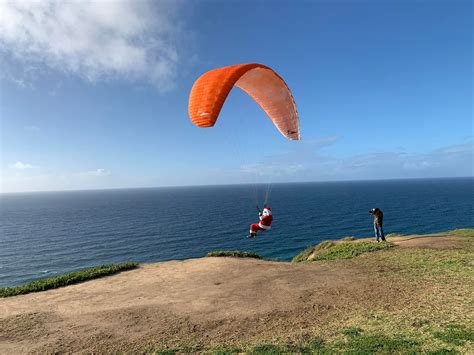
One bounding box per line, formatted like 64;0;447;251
1;168;113;192
403;160;441;170
235;141;474;182
81;168;110;176
306;136;340;147
240;163;304;178
9;161;35;169
0;0;183;90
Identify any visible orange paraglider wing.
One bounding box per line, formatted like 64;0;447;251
188;63;300;140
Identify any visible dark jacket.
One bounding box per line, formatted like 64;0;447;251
372;209;383;227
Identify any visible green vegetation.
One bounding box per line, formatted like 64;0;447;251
314;241;394;261
0;262;138;298
293;240;394;262
153;326;472;354
450;228;474;238
154;342;325;354
291;240;335;262
207;251;262;259
341;326;363;337
211;347;243;354
250;344;289;353
372;246;473;279
334;329;421;353
433;324;474;346
291;246;318;263
316;240;336;250
249;341;326;354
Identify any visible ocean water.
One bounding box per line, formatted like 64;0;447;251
0;178;472;287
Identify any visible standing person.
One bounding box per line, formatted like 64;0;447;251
247;206;273;239
369;208;386;242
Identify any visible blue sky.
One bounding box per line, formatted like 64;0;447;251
0;0;472;192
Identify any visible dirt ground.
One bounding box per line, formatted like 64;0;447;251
0;234;469;353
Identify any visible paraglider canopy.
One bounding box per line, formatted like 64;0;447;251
188;63;300;140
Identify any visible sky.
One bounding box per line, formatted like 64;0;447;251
0;0;472;193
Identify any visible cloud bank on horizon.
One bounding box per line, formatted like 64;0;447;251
2;139;472;193
0;0;181;90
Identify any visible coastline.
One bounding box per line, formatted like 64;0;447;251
1;229;473;353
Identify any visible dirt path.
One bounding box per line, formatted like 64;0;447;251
0;234;467;353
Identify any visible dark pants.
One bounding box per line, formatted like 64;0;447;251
374;224;385;242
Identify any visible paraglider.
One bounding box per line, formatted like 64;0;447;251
247;205;273;239
188;63;300;238
188;63;300;140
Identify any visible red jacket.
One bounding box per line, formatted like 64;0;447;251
259;214;273;229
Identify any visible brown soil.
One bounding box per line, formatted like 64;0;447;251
0;234;467;353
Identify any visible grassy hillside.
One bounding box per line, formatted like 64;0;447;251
292;239;394;262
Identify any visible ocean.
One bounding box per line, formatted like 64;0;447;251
0;177;472;287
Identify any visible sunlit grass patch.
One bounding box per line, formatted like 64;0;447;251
315;241;394;261
450;228;474;238
250;340;326;354
372;248;474;279
0;262;139;298
211;346;243;354
335;331;421;353
250;344;288;354
341;326;363;338
292;240;335;262
432;324;474;346
293;240;393;262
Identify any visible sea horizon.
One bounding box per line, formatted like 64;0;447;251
1;175;472;195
